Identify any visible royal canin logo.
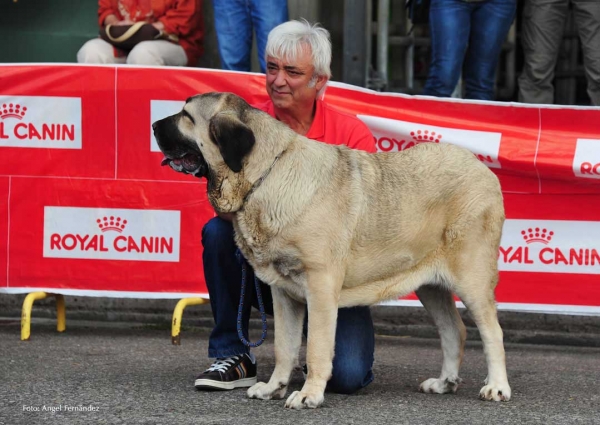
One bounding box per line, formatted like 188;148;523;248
521;227;554;245
498;221;600;274
374;128;497;165
43;207;180;262
1;102;74;141
97;216;128;233
409;129;442;143
572;139;600;180
357;115;502;169
375;128;441;151
580;162;600;176
50;216;173;255
1;103;27;119
0;97;82;149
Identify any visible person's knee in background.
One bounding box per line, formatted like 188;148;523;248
126;41;164;66
77;39;120;64
126;40;188;66
328;367;371;395
201;216;234;254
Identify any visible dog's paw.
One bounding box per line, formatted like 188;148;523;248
419;376;462;394
247;381;287;400
284;390;324;410
479;382;511;402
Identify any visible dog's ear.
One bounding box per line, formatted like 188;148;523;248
208;112;255;173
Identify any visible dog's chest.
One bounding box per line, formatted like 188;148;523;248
240;237;306;286
234;215;307;300
233;214;271;261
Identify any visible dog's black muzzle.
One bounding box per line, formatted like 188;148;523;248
152;115;208;179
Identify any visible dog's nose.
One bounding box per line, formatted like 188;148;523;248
152;122;158;131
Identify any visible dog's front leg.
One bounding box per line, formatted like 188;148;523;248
248;286;305;401
285;272;340;410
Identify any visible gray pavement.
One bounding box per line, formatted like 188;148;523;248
1;318;599;425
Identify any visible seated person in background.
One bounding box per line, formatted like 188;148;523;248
194;19;377;395
77;0;203;67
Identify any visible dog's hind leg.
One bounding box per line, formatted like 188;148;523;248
416;284;466;395
247;286;305;401
453;273;511;402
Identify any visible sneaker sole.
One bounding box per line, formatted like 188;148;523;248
194;376;257;391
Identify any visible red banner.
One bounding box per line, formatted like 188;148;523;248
8;177;213;295
0;64;599;314
0;65;116;179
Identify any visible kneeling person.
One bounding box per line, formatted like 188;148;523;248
195;19;376;395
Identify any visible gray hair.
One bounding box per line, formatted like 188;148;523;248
265;19;332;80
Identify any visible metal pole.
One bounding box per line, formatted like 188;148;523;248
403;6;414;91
377;0;390;89
365;0;373;85
343;0;368;87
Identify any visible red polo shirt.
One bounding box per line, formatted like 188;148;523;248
253;99;376;153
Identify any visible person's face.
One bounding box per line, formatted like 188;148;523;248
265;46;327;111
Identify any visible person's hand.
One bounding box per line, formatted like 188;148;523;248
152;21;165;31
103;14;119;26
218;212;235;222
103;14;134;26
115;18;134;26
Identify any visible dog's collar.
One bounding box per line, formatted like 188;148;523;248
241;149;287;207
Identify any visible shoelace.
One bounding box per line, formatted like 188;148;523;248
205;356;241;373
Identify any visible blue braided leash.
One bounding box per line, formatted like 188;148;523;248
234;150;284;347
236;255;268;347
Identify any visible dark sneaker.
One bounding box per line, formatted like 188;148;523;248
194;353;257;391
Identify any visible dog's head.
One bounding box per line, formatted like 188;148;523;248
152;92;256;179
153;92;261;212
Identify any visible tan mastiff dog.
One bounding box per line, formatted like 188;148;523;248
152;92;511;409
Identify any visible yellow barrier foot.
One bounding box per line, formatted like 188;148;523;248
21;292;66;341
172;297;206;345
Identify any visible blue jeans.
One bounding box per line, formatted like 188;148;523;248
212;0;289;73
422;0;516;100
202;217;375;394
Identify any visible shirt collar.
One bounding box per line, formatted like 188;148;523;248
264;99;325;139
306;99;324;140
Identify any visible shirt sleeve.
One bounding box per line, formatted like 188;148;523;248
158;0;202;37
346;120;377;153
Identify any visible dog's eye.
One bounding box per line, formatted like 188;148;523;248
181;110;195;124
